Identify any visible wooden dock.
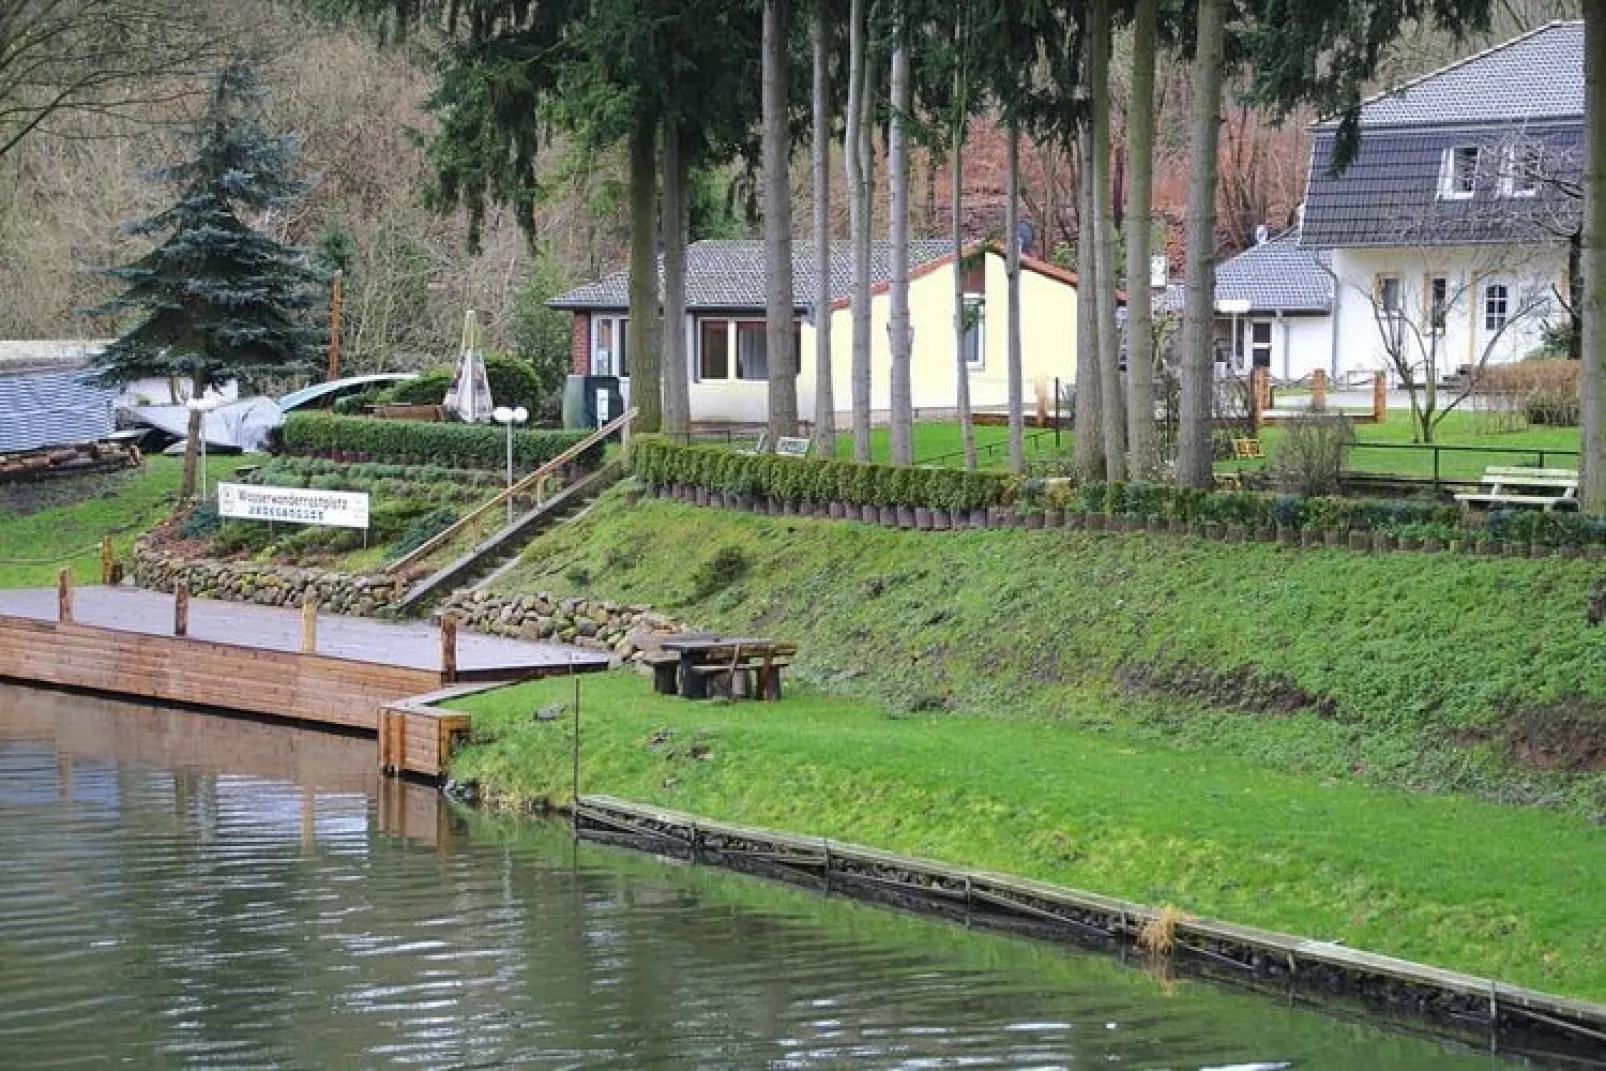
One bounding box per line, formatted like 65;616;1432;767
0;585;607;777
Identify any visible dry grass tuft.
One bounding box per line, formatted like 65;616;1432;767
1137;905;1187;956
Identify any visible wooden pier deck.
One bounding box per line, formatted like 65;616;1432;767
0;586;607;777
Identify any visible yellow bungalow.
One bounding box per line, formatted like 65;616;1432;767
550;239;1080;426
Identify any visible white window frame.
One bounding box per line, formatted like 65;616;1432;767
1501;145;1541;198
1427;275;1450;336
1248;320;1273;368
694;317;794;383
591;314;628;377
1376;274;1404;319
961;295;985;371
1483;282;1510;332
1438;146;1479;200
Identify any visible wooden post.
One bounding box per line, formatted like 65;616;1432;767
1373;372;1387;423
1312;368;1328;411
1249;367;1268;432
440;614;458;683
301;597;318;654
99;535;115;585
327;269;343;382
174;583;189;637
56;567;73;623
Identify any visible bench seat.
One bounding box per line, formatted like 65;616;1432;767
1455;466;1579;513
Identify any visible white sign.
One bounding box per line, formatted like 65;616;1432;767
217;483;370;529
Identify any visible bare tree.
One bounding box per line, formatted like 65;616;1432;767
1006;121;1025;473
948;15;977;471
627;114;663;433
661;118;691;437
1073;118;1105;479
1090;0;1126;480
845;0;876;461
888;7;914;464
1584;7;1605;512
1124;0;1159;476
764;0;799;441
811;1;836;456
0;0;222;163
1177;0;1226;488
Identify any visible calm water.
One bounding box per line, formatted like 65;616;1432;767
0;685;1545;1069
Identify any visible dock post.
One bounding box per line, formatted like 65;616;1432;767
56;567;73;623
301;597;318;654
174;583;189;637
99;536;115;585
440;614;459;683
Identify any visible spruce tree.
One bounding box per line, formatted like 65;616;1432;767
90;62;320;500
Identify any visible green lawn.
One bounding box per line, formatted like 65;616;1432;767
831;421;1070;468
0;455;239;588
457;670;1606;1002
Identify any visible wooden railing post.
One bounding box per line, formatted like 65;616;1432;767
100;535;115;585
56;567;73;623
1312;369;1328;412
440;614;459;683
301;597;318;654
174;582;189;637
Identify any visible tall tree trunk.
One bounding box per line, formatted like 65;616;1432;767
888;16;913;465
1584;6;1606;513
1091;0;1126;481
1124;0;1158;477
628;112;662;434
1177;0;1225;488
661;119;691;437
1073;144;1102;477
1006;122;1025;473
764;0;799;442
181;375;203;501
952;112;977;470
811;0;836;457
845;0;874;461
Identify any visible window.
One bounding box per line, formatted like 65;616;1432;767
696;318;797;381
698;319;729;379
961;295;985;369
592;315;628;376
1503;145;1542;197
735;322;768;380
1439;146;1479;199
1249;321;1273;368
1484;283;1510;332
1376;274;1403;317
1427;276;1449;334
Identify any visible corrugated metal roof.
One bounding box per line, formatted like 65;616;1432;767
0;368;117;453
550;239;954;310
1322;21;1582;129
1215;229;1333;313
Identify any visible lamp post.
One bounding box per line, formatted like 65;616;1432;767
492;405;528;525
185;394;221;501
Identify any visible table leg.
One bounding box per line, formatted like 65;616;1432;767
679;653;705;699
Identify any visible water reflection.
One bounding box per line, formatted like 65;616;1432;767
0;684;1542;1068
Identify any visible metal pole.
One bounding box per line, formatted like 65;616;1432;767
571;666;581;840
198;430;207;502
505;420;514;527
1433;447;1440;493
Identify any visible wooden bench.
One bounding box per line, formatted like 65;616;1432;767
643;651;682;695
1455;466;1580;513
1232;437;1264;460
679;641;797;700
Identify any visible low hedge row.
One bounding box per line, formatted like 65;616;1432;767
281;413;602;470
631;438;1014;511
636;439;1606;548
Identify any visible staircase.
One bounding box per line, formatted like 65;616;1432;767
395;461;620;616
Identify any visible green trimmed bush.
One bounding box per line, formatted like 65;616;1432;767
280;413;602;470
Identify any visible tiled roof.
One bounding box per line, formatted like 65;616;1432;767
1215;229;1332;313
549;239;953;310
1321;21;1582;129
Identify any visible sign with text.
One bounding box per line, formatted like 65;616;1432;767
217;483;370;529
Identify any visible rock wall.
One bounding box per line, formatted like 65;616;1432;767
438;589;687;660
1;441;140;482
133;541;406;617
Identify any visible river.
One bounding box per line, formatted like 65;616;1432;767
0;684;1539;1068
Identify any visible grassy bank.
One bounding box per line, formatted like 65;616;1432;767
496;493;1606;816
0;457;239;588
456;671;1606;1002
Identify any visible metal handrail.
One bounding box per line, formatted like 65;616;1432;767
384;407;637;574
916;427;1064;469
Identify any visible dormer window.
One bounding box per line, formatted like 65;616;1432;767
1502;145;1542;197
1438;146;1479;200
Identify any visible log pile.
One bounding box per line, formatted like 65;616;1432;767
0;441;140;482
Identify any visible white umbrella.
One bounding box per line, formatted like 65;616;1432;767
444;309;494;422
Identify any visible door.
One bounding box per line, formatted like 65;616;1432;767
1477;278;1513;366
1249;321;1273;369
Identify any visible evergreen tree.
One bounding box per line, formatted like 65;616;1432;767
90;62;320;499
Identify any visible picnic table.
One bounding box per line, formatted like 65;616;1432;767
649;636;796;700
1454;466;1580;513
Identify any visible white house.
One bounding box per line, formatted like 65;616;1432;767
1222;21;1581;385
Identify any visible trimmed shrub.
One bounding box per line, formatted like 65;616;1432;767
280;413;602;470
1274;414;1353;496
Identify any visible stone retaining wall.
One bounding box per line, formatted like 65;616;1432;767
133;541;406;617
437;589;687;660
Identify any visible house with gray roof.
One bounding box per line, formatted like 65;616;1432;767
1208;227;1335;381
1294;20;1580;384
551;238;1082;425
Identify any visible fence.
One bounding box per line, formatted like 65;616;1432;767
1345;441;1580;492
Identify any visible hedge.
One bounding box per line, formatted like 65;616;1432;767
281;413;602;470
633;440;1606;548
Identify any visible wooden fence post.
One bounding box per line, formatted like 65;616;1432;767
1373;372;1387;423
174;583;189;637
1312;369;1328;411
100;536;115;585
56;567;73;623
440;614;459;683
302;597;318;654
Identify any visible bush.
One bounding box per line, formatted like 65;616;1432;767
386;506;460;562
1274;414;1353;496
686;546;749;602
1481;359;1580;427
280;413;602;470
179;504;221;540
381;369;454;406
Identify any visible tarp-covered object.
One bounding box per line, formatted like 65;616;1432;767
130;397;285;453
0;368;116;453
444;309;493;423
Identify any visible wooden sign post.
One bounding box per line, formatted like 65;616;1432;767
301;597;319;654
174;583;190;637
440;614;459;683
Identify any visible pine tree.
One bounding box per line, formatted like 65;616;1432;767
91;62;320;500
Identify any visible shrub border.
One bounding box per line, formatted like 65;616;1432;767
281;413;602;471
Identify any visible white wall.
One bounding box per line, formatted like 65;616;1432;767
1215;314;1334;382
1329;244;1566;384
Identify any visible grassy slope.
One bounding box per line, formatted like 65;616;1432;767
0;457;239;588
458;672;1606;1001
